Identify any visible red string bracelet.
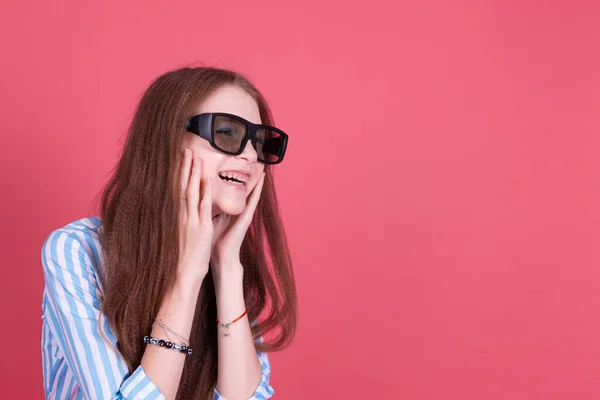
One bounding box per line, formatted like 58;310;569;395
216;308;248;337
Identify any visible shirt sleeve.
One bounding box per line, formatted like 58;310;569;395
42;229;166;400
213;351;275;400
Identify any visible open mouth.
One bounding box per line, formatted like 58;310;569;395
218;171;249;186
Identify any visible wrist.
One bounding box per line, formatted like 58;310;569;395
210;254;242;268
211;260;243;279
212;263;244;297
214;272;247;323
156;279;202;324
173;271;206;297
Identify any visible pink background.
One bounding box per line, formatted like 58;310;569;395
1;0;600;398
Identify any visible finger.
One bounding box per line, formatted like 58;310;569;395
179;149;192;197
179;149;192;219
239;172;266;224
187;156;202;217
199;177;213;224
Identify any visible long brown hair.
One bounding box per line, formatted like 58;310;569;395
97;67;297;399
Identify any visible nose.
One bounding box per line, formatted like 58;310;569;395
236;139;258;163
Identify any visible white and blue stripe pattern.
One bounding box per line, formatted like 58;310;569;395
41;217;274;400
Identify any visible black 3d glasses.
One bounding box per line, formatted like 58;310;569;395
186;113;288;164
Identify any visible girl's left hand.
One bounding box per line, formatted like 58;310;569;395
210;172;266;269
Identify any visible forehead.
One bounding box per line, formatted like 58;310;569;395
195;85;261;125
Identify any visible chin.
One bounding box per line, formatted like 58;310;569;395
213;198;246;216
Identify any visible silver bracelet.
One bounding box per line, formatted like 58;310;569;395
153;319;190;347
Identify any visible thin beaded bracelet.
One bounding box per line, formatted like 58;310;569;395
143;335;193;356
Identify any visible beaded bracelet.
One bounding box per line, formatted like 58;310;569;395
143;335;193;355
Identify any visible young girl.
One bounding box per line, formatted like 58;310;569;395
41;67;297;400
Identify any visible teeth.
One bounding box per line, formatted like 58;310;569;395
218;171;248;184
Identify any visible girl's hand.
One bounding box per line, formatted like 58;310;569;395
211;172;266;270
176;149;214;287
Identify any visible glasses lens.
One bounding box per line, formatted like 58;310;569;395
213;115;247;153
255;128;284;164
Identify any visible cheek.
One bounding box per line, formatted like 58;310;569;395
190;147;227;179
253;164;265;184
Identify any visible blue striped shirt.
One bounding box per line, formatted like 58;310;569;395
41;217;275;400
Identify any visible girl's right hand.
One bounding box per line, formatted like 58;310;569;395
176;148;214;289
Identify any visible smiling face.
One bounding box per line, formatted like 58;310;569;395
181;85;265;216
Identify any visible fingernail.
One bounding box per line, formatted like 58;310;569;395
184;149;190;156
